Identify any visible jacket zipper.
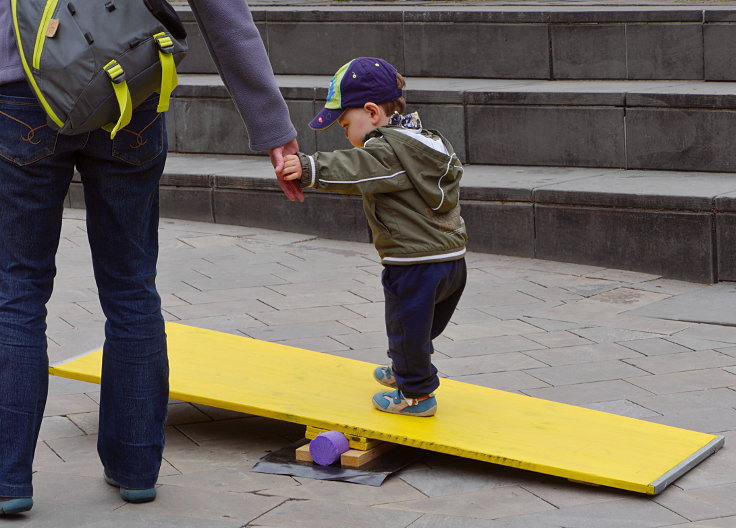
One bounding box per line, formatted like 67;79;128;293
33;0;59;69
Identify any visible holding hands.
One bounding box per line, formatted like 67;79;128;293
269;139;304;202
282;154;303;182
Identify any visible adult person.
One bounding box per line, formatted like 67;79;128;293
0;0;301;514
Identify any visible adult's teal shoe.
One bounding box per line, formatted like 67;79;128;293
104;472;157;503
0;497;33;515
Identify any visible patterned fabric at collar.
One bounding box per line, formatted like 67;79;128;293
388;111;422;130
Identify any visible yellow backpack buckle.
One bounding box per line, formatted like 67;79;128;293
153;32;174;53
104;59;126;83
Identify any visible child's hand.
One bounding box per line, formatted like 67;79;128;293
269;139;303;202
282;154;303;181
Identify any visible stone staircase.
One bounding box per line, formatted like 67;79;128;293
67;2;736;282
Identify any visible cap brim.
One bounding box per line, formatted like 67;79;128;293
309;107;344;131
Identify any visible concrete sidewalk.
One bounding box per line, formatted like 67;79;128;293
19;209;736;527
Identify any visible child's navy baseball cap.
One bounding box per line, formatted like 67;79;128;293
309;57;403;131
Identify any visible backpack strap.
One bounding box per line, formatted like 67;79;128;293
100;33;178;139
101;59;132;139
153;32;178;113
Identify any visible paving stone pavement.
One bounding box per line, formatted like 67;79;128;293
14;208;736;527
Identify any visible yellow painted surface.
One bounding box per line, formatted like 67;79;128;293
50;323;720;494
306;425;381;451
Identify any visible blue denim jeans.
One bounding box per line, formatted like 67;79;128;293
382;258;467;397
0;82;169;497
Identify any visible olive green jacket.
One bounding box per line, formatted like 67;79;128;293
298;126;467;265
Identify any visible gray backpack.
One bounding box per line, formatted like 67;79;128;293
11;0;188;138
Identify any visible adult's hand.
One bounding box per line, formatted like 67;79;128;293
269;138;304;202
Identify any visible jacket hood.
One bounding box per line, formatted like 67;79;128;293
374;127;463;214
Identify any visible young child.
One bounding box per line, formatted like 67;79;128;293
282;57;467;417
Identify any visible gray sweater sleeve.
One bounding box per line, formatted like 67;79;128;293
186;0;296;151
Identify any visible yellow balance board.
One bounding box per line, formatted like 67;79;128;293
50;322;722;495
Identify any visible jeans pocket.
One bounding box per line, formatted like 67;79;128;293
112;104;164;166
0;99;58;166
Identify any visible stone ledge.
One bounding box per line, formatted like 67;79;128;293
174;5;736;81
153;155;736;211
533;171;736;211
174;5;732;24
177;75;736;109
463;165;736;212
66;154;736;283
716;191;736;212
170;75;736;172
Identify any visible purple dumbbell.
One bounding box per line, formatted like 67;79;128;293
309;430;350;466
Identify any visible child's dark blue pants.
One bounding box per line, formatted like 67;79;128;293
381;258;467;397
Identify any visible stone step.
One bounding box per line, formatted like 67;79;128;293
174;3;736;81
170;74;736;172
67;153;736;283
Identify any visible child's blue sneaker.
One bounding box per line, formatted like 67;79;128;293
372;389;437;417
373;365;397;388
104;472;157;503
0;497;33;515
